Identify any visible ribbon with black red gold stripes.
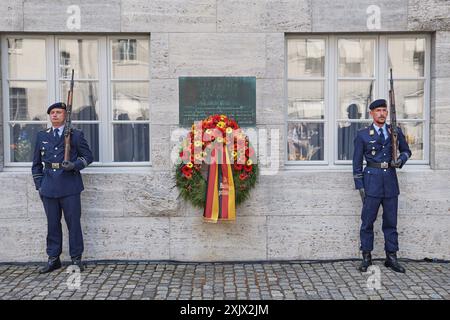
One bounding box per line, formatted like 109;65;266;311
203;144;236;223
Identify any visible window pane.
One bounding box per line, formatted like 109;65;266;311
112;82;149;120
337;122;370;160
60;81;98;120
58;39;98;79
288;81;324;119
388;38;425;78
338;80;373;120
73;123;99;162
9;81;47;121
111;39;149;79
338;39;375;77
391;80;424;119
8;38;46;79
113;124;149;162
10;123;47;162
399;122;423;160
287;122;324;161
288;39;325;78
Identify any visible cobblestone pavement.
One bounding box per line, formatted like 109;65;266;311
0;261;448;300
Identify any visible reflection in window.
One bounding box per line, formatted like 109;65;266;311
287;122;324;161
288;39;325;77
338;39;375;77
113;123;149;162
9;88;27;121
60;51;71;79
338;121;368;160
118;39;137;61
399;122;423;160
74;124;99;161
10;124;47;162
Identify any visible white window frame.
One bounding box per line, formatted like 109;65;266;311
285;35;330;166
1;34;151;168
285;34;431;168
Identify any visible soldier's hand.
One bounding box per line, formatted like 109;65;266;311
390;158;402;168
61;161;75;171
358;188;366;203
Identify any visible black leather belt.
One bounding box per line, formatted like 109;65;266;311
366;161;392;169
44;162;63;169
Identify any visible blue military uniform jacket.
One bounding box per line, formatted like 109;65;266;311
353;123;411;198
32;128;93;198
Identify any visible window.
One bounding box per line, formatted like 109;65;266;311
286;35;430;165
2;35;150;166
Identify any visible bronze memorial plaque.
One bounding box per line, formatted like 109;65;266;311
179;77;256;127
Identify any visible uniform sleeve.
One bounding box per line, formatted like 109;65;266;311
31;132;43;190
74;131;94;171
397;126;412;168
352;132;364;190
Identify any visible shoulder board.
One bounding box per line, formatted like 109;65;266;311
357;126;369;133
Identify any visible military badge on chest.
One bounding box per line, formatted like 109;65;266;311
41;142;48;156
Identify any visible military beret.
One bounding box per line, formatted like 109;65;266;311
369;99;387;110
47;102;67;114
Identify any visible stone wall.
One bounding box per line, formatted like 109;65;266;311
0;0;449;262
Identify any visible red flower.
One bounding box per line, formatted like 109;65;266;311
234;164;243;171
244;165;253;173
239;172;248;180
245;147;255;157
181;165;193;178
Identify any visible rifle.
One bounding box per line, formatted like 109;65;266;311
389;68;399;162
63;69;74;163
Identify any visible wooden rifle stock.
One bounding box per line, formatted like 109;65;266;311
64;69;74;162
389;68;399;161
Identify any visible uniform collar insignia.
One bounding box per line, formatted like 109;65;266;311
46;128;51;133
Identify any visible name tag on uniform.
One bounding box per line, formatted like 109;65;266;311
369;129;375;136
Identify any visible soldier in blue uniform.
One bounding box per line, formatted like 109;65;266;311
353;99;411;273
31;102;93;273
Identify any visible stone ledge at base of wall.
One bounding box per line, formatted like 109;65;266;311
0;170;449;262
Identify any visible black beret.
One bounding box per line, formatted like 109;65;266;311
369;99;387;110
47;102;67;114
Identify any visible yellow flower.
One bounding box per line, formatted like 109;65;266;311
220;114;227;120
226;127;233;134
187;162;194;168
232;151;237;158
205;129;212;135
216;137;223;143
246;159;253;166
194;141;203;147
217;121;226;128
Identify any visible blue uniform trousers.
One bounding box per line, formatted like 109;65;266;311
360;195;399;252
41;193;84;258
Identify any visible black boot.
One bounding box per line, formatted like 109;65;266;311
384;251;406;273
71;256;85;272
39;256;61;274
358;251;372;272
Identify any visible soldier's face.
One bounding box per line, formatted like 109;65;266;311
49;108;66;127
370;107;388;125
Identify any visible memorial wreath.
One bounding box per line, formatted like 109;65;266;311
175;114;258;222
